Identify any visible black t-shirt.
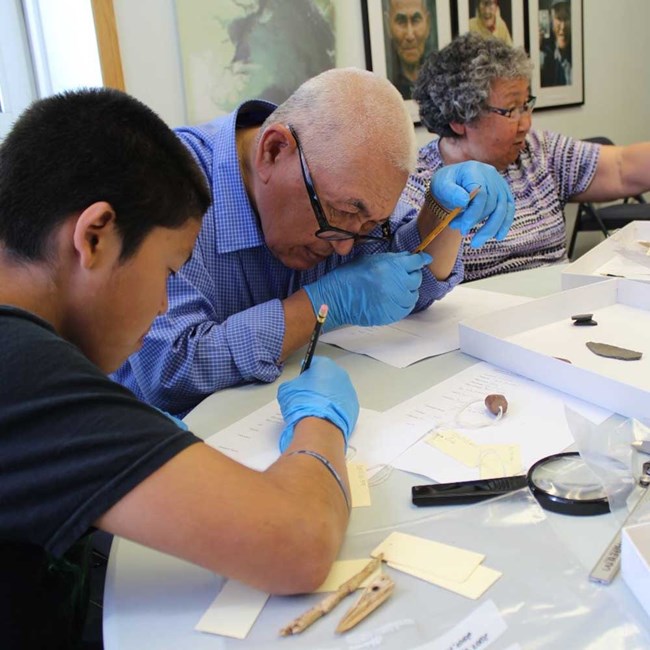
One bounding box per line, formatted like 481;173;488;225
0;306;202;648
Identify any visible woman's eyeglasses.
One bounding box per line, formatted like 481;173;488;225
485;96;537;121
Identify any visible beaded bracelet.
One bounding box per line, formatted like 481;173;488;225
286;449;351;512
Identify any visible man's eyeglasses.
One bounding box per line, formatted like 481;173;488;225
288;124;392;244
485;96;537;121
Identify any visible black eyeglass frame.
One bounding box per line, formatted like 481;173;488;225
287;124;392;244
485;95;537;120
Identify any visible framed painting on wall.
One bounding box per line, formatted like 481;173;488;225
453;0;526;49
528;0;583;110
362;0;453;123
175;0;356;125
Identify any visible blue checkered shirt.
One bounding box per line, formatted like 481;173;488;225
112;101;462;416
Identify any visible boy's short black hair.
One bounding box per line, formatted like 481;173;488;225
0;87;211;261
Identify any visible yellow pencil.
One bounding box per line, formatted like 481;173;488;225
300;304;328;373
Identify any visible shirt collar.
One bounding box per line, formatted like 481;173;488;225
211;100;277;254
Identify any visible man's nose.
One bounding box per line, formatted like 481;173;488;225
330;239;355;256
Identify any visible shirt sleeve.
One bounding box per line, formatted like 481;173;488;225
541;131;601;203
120;245;286;417
0;319;203;558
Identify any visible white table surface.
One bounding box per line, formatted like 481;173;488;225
103;264;650;649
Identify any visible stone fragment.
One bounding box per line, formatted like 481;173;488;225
586;341;642;361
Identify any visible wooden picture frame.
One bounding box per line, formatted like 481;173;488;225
528;0;583;110
453;0;526;48
90;0;124;91
362;0;452;124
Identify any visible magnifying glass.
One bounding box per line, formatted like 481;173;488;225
412;451;611;516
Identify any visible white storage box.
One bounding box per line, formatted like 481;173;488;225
459;279;650;420
562;221;650;289
622;522;650;619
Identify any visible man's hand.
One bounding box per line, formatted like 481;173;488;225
277;357;359;452
304;251;432;331
430;161;515;248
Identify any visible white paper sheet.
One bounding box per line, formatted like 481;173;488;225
320;287;530;368
595;254;650;281
204;363;611;485
204;405;432;478
389;362;612;483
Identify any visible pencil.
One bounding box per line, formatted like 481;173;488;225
301;304;328;373
414;187;481;253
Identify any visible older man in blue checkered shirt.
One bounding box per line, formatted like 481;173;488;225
113;68;514;416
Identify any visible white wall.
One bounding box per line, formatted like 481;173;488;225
113;0;650;147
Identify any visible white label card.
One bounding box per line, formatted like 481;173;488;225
412;600;508;650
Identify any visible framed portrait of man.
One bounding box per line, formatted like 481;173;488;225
363;0;452;123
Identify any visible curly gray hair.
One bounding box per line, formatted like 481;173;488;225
413;32;532;137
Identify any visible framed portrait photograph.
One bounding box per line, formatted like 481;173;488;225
362;0;453;123
528;0;583;110
453;0;526;48
175;0;347;124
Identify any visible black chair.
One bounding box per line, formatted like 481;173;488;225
568;136;650;259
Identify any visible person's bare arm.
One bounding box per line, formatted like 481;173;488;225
573;142;650;202
416;206;463;280
95;417;349;595
279;289;318;362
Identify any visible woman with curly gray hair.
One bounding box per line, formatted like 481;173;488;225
397;32;650;280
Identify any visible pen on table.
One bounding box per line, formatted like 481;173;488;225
413;186;481;253
631;440;650;455
301;304;328;374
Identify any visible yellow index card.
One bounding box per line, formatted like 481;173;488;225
347;462;371;508
387;560;502;599
195;579;269;639
371;531;484;583
426;429;480;467
314;559;381;593
479;444;523;479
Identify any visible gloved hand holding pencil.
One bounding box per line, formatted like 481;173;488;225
277;356;359;452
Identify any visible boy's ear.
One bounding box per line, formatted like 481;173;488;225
72;201;119;269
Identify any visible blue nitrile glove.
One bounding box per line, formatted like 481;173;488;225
152;406;188;431
303;251;432;331
277;356;359;453
430;161;515;248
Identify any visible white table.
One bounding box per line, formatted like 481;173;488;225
103;265;650;649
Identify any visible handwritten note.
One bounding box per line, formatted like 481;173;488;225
427;430;480;467
390;362;611;483
347;462;371;507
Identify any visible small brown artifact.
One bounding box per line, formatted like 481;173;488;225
485;394;508;416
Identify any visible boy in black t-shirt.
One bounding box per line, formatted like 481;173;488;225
0;89;358;648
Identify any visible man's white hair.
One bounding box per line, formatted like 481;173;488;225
264;67;417;175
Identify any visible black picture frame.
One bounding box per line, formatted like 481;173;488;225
528;0;584;110
451;0;526;49
362;0;453;123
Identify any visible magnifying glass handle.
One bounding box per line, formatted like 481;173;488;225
589;485;650;585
